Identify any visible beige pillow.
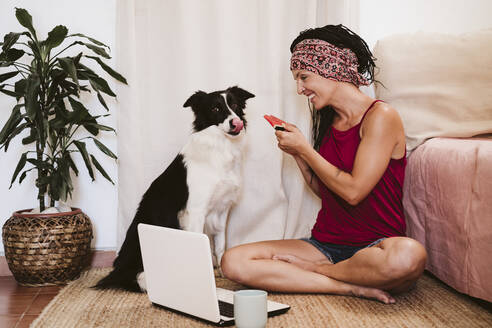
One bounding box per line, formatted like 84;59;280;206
373;29;492;152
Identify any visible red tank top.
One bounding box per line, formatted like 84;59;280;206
311;100;407;246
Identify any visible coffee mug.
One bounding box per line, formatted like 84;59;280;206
233;289;268;328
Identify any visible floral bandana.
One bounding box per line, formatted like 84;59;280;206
290;39;369;87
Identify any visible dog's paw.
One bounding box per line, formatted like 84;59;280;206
217;266;225;278
137;272;147;293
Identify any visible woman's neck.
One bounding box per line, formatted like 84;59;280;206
329;84;374;127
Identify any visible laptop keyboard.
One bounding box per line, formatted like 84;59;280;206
218;300;234;318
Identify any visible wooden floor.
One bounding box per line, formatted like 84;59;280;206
0;275;62;328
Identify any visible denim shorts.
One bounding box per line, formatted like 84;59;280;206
301;236;386;264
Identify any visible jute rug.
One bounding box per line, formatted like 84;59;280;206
31;268;492;327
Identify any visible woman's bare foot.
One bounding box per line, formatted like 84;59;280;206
351;285;396;304
272;254;395;304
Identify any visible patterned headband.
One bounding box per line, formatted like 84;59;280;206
290;39;369;87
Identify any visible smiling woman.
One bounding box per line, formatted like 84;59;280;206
221;24;427;304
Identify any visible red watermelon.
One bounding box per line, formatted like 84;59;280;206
264;115;286;130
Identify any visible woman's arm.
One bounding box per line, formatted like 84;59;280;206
293;155;321;198
276;105;404;205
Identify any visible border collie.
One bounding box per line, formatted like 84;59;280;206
95;86;255;292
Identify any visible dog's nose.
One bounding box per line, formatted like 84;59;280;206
230;117;244;133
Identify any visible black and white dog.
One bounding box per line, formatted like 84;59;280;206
95;86;254;292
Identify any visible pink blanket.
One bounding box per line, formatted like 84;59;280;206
404;136;492;302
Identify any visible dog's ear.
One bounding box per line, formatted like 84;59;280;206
228;86;255;102
183;91;207;108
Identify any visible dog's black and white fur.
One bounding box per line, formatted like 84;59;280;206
95;86;254;292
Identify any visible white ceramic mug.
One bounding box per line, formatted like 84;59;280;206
233;289;268;328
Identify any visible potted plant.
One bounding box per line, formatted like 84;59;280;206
0;8;126;285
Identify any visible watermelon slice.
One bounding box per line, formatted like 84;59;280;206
264;115;286;131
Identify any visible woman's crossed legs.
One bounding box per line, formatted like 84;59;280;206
220;237;426;304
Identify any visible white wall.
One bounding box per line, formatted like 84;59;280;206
359;0;492;49
0;0;118;252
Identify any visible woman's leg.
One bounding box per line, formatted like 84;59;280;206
277;237;427;293
220;239;395;303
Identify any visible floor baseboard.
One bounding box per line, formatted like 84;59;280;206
0;250;117;276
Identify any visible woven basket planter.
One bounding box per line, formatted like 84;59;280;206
2;208;93;286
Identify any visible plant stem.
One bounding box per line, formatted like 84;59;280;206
49;41;78;65
12;64;28;79
36;141;46;212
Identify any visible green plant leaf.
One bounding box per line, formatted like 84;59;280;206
27;158;51;169
44;25;68;51
0;48;25;66
88;75;115;97
2;32;25;51
25;75;41;120
22;127;36;145
27;40;41;59
36;175;50;191
73;140;94;181
58;79;82;96
77;63;97;75
0;104;22;145
15;8;37;40
14;78;26;100
73;52;83;65
83;42;110;59
49;115;66;130
58;57;79;89
68;96;89;116
3;122;27;151
91;137;117;159
0;71;18;83
90;154;114;184
10;151;27;188
58;162;73;202
68;33;108;48
65;152;79;176
19;170;28;184
50;172;61;201
7;48;25;61
83;122;99;136
0;86;20;97
67;97;98;136
97;92;109;111
85;55;127;84
84;123;115;132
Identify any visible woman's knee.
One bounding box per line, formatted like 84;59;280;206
220;246;249;282
383;238;427;280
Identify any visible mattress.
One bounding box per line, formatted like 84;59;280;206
403;136;492;302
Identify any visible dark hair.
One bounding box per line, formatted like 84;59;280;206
290;24;377;151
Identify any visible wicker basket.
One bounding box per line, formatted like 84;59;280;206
2;208;93;286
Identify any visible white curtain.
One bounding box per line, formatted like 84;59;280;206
115;0;357;249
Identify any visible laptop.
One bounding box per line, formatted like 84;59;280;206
137;223;290;326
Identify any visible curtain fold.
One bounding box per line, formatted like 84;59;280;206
115;0;353;249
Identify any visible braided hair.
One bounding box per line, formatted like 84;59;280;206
290;24;377;151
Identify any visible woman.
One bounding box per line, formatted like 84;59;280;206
221;25;427;304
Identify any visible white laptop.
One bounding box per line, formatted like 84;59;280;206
138;224;290;326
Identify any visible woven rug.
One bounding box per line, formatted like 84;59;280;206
31;268;492;327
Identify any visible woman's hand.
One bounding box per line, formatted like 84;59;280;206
275;123;311;157
272;254;332;272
